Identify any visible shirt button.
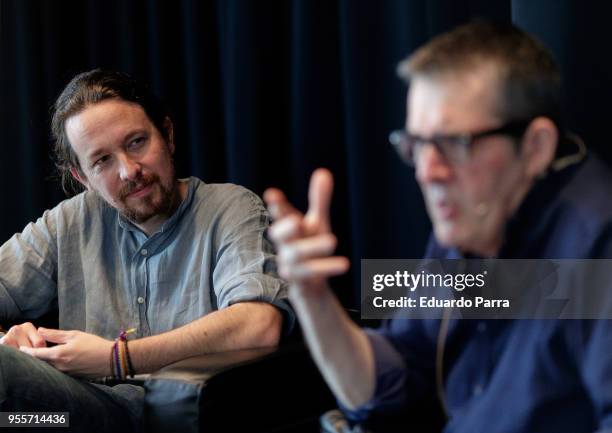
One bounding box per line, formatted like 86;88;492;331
140;249;148;256
473;384;483;396
137;296;145;304
477;322;487;333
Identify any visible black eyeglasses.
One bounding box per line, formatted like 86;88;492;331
389;120;533;166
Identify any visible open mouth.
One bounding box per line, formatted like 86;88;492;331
435;199;457;220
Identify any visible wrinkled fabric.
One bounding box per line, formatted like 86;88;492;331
0;177;292;339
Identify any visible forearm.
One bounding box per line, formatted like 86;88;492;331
290;284;375;409
264;170;374;407
128;301;282;373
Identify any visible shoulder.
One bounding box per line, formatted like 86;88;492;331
42;190;113;233
190;179;265;212
561;156;612;220
554;155;612;257
186;179;268;228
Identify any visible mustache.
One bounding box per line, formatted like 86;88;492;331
119;174;159;200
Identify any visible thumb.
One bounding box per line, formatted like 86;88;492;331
304;168;333;234
37;327;72;344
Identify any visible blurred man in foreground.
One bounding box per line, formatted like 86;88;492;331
265;21;612;432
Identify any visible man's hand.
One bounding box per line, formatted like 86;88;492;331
265;169;375;409
264;168;350;295
0;322;47;349
19;328;113;379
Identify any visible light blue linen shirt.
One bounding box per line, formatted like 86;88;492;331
0;177;292;339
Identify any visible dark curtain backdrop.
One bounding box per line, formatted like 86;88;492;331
2;0;612;308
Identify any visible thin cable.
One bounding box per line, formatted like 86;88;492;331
436;306;451;419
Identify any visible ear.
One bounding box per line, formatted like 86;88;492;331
163;117;175;155
520;117;558;179
69;166;90;190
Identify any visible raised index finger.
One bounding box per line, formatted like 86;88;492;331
304;168;334;234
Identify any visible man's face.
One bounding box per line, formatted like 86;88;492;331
66;99;178;225
408;71;533;256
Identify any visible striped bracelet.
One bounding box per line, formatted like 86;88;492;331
110;328;136;379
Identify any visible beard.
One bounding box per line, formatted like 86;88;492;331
117;172;178;224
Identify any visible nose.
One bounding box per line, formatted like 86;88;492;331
118;154;142;182
414;144;453;184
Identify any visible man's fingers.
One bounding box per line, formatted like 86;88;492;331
24;324;47;348
304;168;334;234
268;214;303;244
279;256;350;281
0;334;21;348
278;233;338;265
7;328;30;348
264;188;302;220
37;327;72;344
30;333;46;348
19;345;57;362
0;322;45;348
